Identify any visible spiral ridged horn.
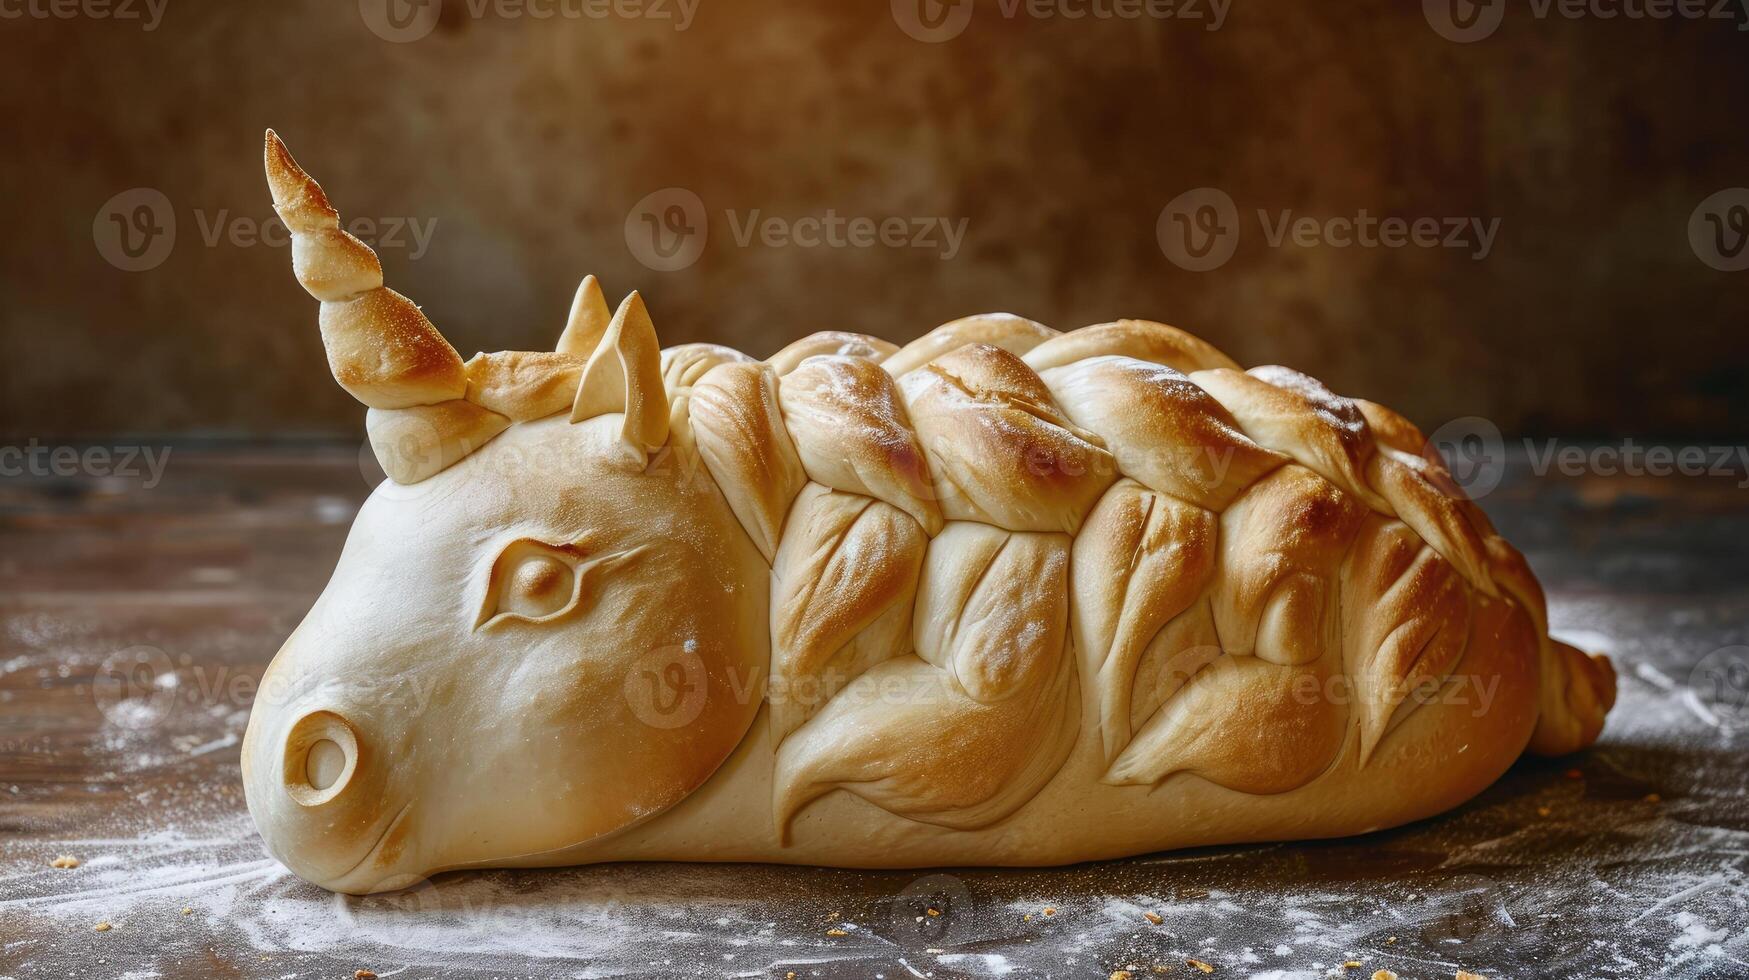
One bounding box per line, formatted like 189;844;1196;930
264;130;467;409
266;130;508;485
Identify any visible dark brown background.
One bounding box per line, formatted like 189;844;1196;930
2;0;1745;440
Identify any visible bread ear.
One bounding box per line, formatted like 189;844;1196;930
555;274;610;356
570;291;671;452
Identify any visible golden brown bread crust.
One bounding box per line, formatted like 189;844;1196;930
777;355;941;535
767;331;899;375
662;342;756;392
267;132;466;410
1024;319;1241;374
1042;355;1288;512
464;350;582;423
687;361;808;564
250;131;1616;894
881;313;1058;377
769;483;925;741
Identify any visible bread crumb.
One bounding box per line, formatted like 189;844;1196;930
92;922;112;932
1372;972;1398;980
50;854;80;869
1343;962;1363;970
1111;972;1133;980
1143;911;1163;925
786;972;796;979
1023;913;1034;921
355;972;377;980
1384;936;1397;945
826;928;847;937
180;907;193;915
1456;972;1485;980
1644;793;1661;803
1536;806;1552;817
1187;960;1215;973
926;907;941;917
1043;906;1057;916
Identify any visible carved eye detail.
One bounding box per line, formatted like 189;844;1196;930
478;539;587;628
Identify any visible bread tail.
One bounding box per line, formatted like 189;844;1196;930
1527;639;1617;756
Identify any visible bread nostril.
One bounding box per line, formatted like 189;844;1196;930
306;738;346;790
283;710;358;806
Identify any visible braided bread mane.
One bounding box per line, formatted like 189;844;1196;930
664;315;1614;839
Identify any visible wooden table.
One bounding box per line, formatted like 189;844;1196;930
3;445;1747;979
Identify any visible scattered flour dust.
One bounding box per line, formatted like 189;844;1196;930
5;611;1749;978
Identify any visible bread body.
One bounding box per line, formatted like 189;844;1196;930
242;132;1615;894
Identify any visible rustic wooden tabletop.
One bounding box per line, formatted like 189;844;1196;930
2;444;1746;980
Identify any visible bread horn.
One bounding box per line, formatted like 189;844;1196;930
265;131;507;484
264;129;467;409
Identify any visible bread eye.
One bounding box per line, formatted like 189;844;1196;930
504;554;574;619
478;539;585;628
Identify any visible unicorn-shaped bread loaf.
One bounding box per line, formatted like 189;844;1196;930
242;131;1616;895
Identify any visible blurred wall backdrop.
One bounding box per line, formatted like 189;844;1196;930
1;0;1745;441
